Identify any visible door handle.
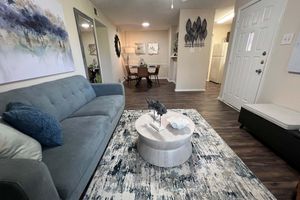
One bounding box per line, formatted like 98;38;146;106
255;69;262;74
262;51;267;56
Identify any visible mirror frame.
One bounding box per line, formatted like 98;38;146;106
73;8;101;81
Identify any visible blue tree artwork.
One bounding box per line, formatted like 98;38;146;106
0;0;75;84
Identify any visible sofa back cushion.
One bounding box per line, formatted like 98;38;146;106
0;76;96;121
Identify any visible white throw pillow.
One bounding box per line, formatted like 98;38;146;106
0;118;42;161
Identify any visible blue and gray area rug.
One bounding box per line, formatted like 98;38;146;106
84;109;275;200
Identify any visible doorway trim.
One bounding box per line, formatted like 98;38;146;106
220;0;288;110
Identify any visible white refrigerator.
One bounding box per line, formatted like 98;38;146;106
209;43;228;84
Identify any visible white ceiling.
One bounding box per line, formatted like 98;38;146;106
91;0;235;31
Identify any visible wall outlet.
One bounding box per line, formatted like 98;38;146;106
281;33;294;45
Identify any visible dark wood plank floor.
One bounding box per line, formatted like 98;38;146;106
124;79;300;200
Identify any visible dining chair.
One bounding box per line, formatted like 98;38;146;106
149;65;160;86
137;66;149;77
136;67;152;88
125;65;137;85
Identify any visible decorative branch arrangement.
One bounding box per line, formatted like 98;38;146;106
146;98;167;131
184;16;208;48
146;98;167;117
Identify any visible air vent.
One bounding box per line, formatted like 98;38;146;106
94;8;98;16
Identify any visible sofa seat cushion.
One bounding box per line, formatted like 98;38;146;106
70;95;124;121
42;115;110;199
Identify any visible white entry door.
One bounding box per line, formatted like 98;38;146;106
222;0;286;110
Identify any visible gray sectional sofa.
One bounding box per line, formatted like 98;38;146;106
0;75;125;200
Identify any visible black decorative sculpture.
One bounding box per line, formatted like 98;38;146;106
146;98;167;130
185;16;208;48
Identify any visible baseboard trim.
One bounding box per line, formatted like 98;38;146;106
175;89;206;92
157;77;168;79
167;78;176;83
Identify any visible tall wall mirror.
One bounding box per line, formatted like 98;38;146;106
74;8;102;83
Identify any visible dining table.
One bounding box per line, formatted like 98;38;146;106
130;65;157;88
130;65;156;72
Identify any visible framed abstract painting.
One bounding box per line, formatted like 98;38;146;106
0;0;75;84
148;43;159;55
135;43;146;55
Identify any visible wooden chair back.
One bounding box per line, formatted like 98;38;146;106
137;67;148;77
125;65;131;75
154;65;160;75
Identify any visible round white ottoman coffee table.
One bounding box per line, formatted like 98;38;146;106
135;111;195;167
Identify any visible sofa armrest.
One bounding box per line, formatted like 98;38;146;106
0;159;60;200
91;83;124;96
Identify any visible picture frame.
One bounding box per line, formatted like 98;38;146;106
148;43;159;55
135;43;146;54
88;44;97;55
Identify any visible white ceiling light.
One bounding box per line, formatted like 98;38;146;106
142;22;150;27
81;23;90;29
171;0;174;9
216;11;235;24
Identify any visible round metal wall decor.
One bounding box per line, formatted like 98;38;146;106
114;35;121;57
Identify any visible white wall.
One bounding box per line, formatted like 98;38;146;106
176;9;215;91
212;24;231;44
123;30;170;78
0;0;123;92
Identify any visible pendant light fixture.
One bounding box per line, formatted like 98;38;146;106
171;0;174;9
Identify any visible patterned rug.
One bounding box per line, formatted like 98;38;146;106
84;109;275;200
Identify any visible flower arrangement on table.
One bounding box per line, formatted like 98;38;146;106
139;58;147;67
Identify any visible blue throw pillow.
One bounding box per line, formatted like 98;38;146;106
2;102;63;147
6;102;36;111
